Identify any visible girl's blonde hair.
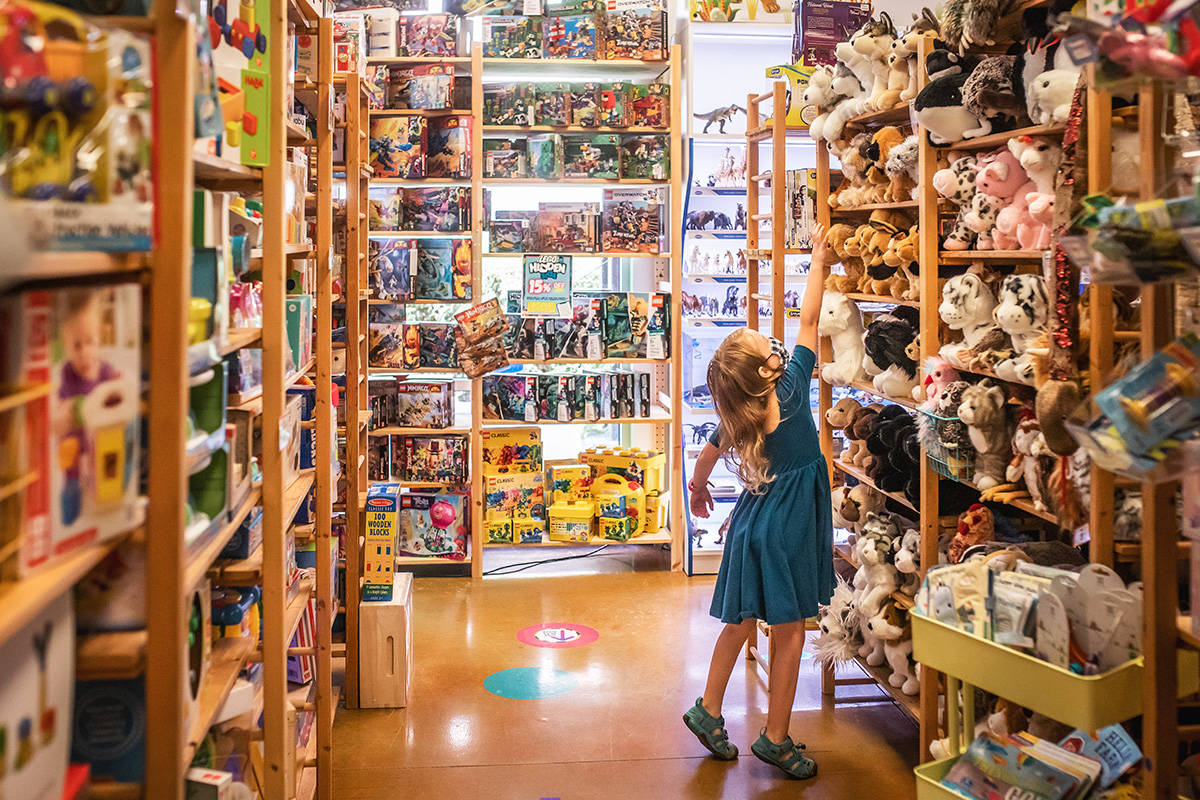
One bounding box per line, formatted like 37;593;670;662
707;328;783;494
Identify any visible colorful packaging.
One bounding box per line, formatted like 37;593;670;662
396;435;468;483
364;484;401;600
534;83;571;126
483;15;542;58
619;134;669;180
394;381;453;428
482;83;534;125
629;83;670;128
570;82;599;126
542;13;598;58
399;14;459;56
514;515;545;544
485;472;546;518
398;491;468;557
401;186;471;233
369;238;414;301
599;83;630;127
604;0;667;60
417;323;458;368
536;202;599;252
482;375;537;421
369;116;426;179
481;427;543;473
643;492;665;535
592;473;646;536
368;187;403;231
548;501;595;542
426;116;472;179
529;134;564;180
601;187;664;254
563;134;619;178
483;138;529;179
599;516;631;541
367;306;410;370
549;463;593;502
487;515;516;544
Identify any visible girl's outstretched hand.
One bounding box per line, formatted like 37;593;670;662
810;221;828;267
689;481;714;519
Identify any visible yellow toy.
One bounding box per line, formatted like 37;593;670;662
548;463;591;503
600;517;630;541
592;474;645;537
363;483;400;601
481;427;543;474
644;493;666;536
513;516;544;544
486;516;514;544
548;501;594;542
579;446;665;495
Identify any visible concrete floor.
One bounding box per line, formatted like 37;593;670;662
332;554;919;799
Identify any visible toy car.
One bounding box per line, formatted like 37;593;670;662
0;2;96;115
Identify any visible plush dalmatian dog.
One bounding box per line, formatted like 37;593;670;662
963;191;1002;250
931;155;979;250
992;274;1049;384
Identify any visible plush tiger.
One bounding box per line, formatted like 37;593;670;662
993;274;1049;385
938;271;999;367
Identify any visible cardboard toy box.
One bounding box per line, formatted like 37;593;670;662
549;463;592;503
0;286;143;578
364;484;401;601
514;515;545;544
398;491;468;557
395;380;454;428
481;427;543;474
485;472;546;519
548;500;594;542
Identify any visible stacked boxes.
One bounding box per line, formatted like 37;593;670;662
481;428;546;544
580;447;666;536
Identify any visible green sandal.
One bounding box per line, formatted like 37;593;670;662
751;730;817;779
682;698;738;760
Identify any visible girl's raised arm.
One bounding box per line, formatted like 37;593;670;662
796;222;828;355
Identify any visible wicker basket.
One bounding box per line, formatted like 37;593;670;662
915;407;975;482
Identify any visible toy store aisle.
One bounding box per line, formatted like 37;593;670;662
331;571;919;799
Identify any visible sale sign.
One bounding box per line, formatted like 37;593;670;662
522;254;572;316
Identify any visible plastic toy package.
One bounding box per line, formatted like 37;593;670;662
1068;194;1200;284
619;134;669;179
603;0;667;60
399;14;459;57
483;138;528;179
369;116;426;179
393;434;468;483
482;15;542;58
2;10;155;253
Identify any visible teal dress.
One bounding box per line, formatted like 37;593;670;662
708;344;833;625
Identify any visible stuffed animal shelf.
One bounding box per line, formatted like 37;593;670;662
937;270;999;368
818;292;867;386
863;306;919;400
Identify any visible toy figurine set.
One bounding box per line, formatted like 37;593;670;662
481;427;547;544
603;0;667;60
368;312;461;372
482;15;542;58
369;116;471;180
478;0;665;60
481;81;669;129
498;289;669;360
600;187;667;253
369;186;471;232
382;64;460;110
368;238;412;301
398;491;468;557
370;238;470;300
398;14;460;56
489;195;664;254
368;379;455;430
481;368;655;421
392;434;468;484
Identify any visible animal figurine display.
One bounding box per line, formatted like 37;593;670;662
818;292;867;386
694;104;746;134
957;381;1011;489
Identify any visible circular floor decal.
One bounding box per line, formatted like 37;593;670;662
516;622;599;649
484;667;578;700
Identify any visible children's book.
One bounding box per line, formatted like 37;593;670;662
942;735;1079;800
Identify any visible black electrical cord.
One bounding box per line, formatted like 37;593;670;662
482;544;614;576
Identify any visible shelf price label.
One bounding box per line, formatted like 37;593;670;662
522;254;572;316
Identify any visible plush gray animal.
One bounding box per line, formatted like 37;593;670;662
884;134;920;201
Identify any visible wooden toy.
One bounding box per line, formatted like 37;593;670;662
548;501;594;542
363;483;400;601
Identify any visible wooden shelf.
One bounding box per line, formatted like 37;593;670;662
935;123;1065;150
1114;540;1191;563
367;178;472;186
285;357;317;390
853;656;920;721
395;555;472;566
367;230;471;237
77;630;147;681
939;249;1045;262
89;782;142;800
282;575;316;645
369;365;465;375
371;108;472;117
25;251;146;279
845;105;913;128
829;377;917;409
368;56;472;65
369;426;471;436
228;388;263;414
482;405;672;427
284;470;317;526
250;242;315;259
0;382;51;414
219;327;262;356
183;636;255;764
831;200;918;212
481;251;668;258
1179;616;1200;650
843;292;920;308
484;531;671;548
0;471;37;504
184;485;263;592
0;531;134;647
483;124;669;135
480;57;670;73
481;177;668;185
507;357;669;365
193;152;263;186
287;0;319;28
287;120;312;146
950;476;1061;526
367;297;470;305
832;459;917;514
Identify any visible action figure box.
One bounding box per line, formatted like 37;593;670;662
542;12;598;58
630;83;670;128
368;188;402;231
398;491;467;558
485;472;546;519
333;12;367;72
506;317;538;359
413;238;471;300
369;116;426;179
481;426;543;473
395;435;468;483
570;83;599;127
368;306;414;370
646;292;670;358
528;134;564;179
534;374;564;420
363;483;399;601
482;83;534;125
1;286;143;577
489;213;536;252
483;138;529;179
369;238;414;301
601;187;664;254
599;83;631;127
416;323;458;369
481;374;537;421
368;439;390;481
601;292;634;357
387;64;455;109
619;134;669;180
395;380;454;428
534;83;571;126
427;116;472;179
603;0;667;60
401;186;471;232
483;15;542;58
563;134;619;178
536;202;599;252
368;376;399;428
399;14;460;57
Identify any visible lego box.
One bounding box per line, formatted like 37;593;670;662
514;515;545;544
487;515;515;544
364;484;401;601
481;427;543;473
549;463;592;503
485;472;546;519
395;380;454;428
548;501;594;542
398;491;468;557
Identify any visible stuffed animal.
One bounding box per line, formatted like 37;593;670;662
942;0;1014;53
893;528;921;576
863;309;919;399
814;579;862;668
985;414;1054;510
937;271;998;368
843;223;876;276
1009;135;1062;248
977;149;1031;250
858;511;902;616
824;223;866;292
932;381;973;475
847;403;882;468
957;381;1011;489
855;14;899;112
842;484;886;533
868;599;919;695
1026;68;1078;125
802;65;846;142
991;273;1049;384
932;154;981;250
1035;378;1081;457
914;69;977;145
862;210;911;296
885;134;920;202
1113;488;1143;540
892;9;940;102
916;355;961;405
818;292;867;385
882;224;920;301
946;503;994;563
866;406;917;493
835;22;882;116
869;127;915;202
963;189;1005;250
831;132;874;208
960;55;1024;138
832;486;853;529
898;426;923;502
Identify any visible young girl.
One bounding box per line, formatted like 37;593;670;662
682;222;833;780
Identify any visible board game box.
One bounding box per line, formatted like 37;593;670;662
399;14;459;57
427;115;472;179
402;186;470;232
482;83;533;125
534;83;571;127
603;0;667;60
619;134;669;180
483;138;528;179
483;15;542;58
563;134;619;178
600;187;664;254
369;116;425;179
